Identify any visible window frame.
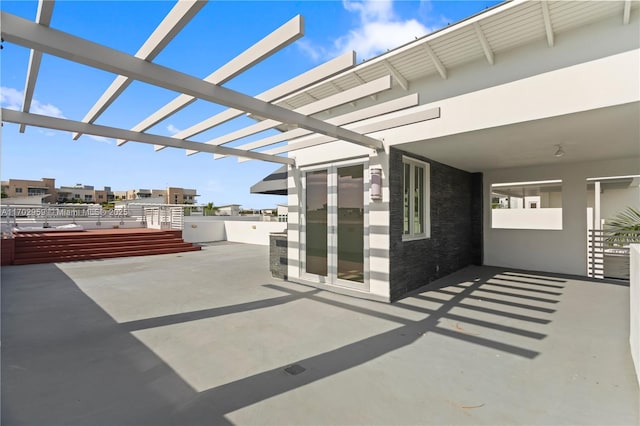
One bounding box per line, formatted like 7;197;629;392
402;156;430;241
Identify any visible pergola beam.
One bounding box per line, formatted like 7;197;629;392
1;108;294;165
72;0;207;140
421;42;447;79
540;1;554;47
151;50;356;149
473;22;494;65
1;12;383;151
119;13;304;147
19;0;54;133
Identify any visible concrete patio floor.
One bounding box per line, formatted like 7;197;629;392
2;242;638;425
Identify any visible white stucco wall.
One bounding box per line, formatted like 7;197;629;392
182;219;226;243
224;221;286;246
491;208;563;230
630;244;640;387
183;217;286;245
484;158;640;276
587;185;640;223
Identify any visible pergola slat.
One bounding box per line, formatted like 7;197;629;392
205;75;391;158
19;0;54;133
153;51;356;150
236;94;420;162
118;14;304;147
261;106;440;156
72;0;207;141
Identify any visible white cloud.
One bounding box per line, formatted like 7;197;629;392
296;39;324;62
30;102;65;118
167;124;182;135
298;0;432;62
0;86;66;119
0;86;23;110
335;0;431;60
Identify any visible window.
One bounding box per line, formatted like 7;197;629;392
491;179;562;230
15;187;23;193
403;156;430;239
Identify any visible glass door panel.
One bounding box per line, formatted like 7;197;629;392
305;170;328;276
337;164;364;283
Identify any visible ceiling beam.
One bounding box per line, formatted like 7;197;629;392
351;72;376;100
2;108;294;165
118;13;303;147
1;12;383;151
473;22;494;65
72;0;207;141
210;76;392;158
383;60;409;90
237;94;419;162
149;50;356;149
19;0;54;133
540;1;554;47
623;0;631;25
421;42;447;79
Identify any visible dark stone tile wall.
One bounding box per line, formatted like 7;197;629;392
389;147;483;301
269;233;288;280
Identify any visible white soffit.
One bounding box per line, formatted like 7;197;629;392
276;0;635;114
73;0;207;141
119;13;304;147
19;0;54;133
1;12;383;151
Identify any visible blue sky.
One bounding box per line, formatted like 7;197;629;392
1;0;500;208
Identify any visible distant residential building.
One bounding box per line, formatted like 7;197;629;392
1;177;198;205
217;204;241;216
58;184;95;203
123;189;165;201
119;187;198;204
94;186;115;203
166;187;198;204
1;177;56;201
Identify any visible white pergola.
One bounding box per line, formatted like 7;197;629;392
0;0;433;167
2;0;635;168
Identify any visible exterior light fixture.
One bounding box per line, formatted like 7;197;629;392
370;168;382;200
554;144;565;158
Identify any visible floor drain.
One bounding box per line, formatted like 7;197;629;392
284;364;306;375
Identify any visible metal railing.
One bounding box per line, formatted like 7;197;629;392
588;229;640;280
141;205;184;230
0;203;183;232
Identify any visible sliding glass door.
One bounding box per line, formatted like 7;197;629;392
302;161;368;289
